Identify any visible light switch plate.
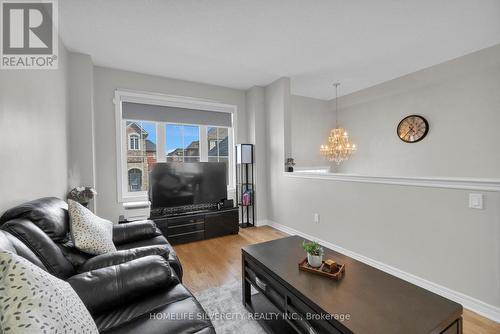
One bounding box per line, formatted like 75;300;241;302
469;193;483;209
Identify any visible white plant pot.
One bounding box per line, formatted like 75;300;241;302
307;253;323;268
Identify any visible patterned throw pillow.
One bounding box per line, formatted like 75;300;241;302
0;250;99;334
68;200;116;255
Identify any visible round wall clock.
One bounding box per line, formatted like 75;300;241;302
397;115;429;143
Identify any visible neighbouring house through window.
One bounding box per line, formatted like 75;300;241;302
128;133;140;150
128;168;142;191
125;121;156;193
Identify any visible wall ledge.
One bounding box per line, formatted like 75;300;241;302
283;171;500;192
260;220;500;323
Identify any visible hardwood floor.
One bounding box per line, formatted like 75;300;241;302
174;226;500;334
174;225;287;293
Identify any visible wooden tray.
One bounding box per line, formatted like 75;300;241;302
298;258;345;280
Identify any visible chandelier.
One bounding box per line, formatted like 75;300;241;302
320;83;356;165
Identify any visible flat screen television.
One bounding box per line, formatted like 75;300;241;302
150;162;227;209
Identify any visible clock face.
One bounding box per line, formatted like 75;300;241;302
397;115;429;143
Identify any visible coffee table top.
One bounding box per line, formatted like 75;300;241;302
242;235;462;334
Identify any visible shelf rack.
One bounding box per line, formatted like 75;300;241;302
235;144;254;227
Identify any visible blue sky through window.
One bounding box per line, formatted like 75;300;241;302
141;122;156;143
166;124;200;154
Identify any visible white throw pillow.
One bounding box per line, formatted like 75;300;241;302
68;199;116;255
0;250;99;334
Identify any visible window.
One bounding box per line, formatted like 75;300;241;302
116;90;236;202
128;169;142;191
207;127;229;182
166;124;200;162
125;120;157;193
128;134;140;150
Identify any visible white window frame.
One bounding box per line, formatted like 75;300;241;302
114;89;237;203
128;133;140;150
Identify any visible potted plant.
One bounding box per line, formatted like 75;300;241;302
67;186;97;207
285;158;296;172
302;240;324;268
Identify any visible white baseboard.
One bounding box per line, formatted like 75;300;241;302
255;219;271;227
264;220;500;323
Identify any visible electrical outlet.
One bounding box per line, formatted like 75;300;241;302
314;213;320;224
469;193;483;209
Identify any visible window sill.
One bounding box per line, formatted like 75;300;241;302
120;194;149;203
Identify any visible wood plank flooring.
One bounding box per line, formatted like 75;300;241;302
173;226;499;334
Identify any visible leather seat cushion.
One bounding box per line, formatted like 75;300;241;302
115;235;169;250
116;236;183;281
95;283;214;334
0;230;48;271
1;219;76;278
0;197;69;242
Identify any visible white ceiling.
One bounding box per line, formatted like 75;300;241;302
60;0;500;100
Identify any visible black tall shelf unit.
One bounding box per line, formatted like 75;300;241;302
235;144;254;227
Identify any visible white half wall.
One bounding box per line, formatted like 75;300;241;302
0;45;69;213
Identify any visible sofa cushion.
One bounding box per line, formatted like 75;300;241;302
95;283;214;334
116;236;183;281
0;197;69;241
0;250;99;334
68;200;116;255
68;255;176;315
113;220;162;245
116;234;168;249
79;245;169;272
1;218;76;278
0;229;48;271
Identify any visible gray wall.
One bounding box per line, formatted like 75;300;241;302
265;47;500;308
93;67;248;221
0;45;69;213
67;52;96;196
246;86;268;222
290;95;334;168
264;77;290;222
335;44;500;178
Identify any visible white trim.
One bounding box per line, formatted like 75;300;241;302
114;89;238;203
263;220;500;323
284;171;500;192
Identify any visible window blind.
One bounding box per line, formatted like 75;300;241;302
122;102;232;127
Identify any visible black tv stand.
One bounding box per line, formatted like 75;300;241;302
151;206;239;245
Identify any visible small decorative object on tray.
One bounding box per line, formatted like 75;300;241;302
298;258;345;281
323;259;337;271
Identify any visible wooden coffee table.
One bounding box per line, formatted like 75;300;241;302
242;236;462;334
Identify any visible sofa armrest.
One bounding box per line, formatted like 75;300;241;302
112;220;161;245
68;255;177;315
78;245;169;272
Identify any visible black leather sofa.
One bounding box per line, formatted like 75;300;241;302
0;197;215;334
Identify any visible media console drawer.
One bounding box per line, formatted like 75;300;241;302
168;230;204;245
152;207;239;245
